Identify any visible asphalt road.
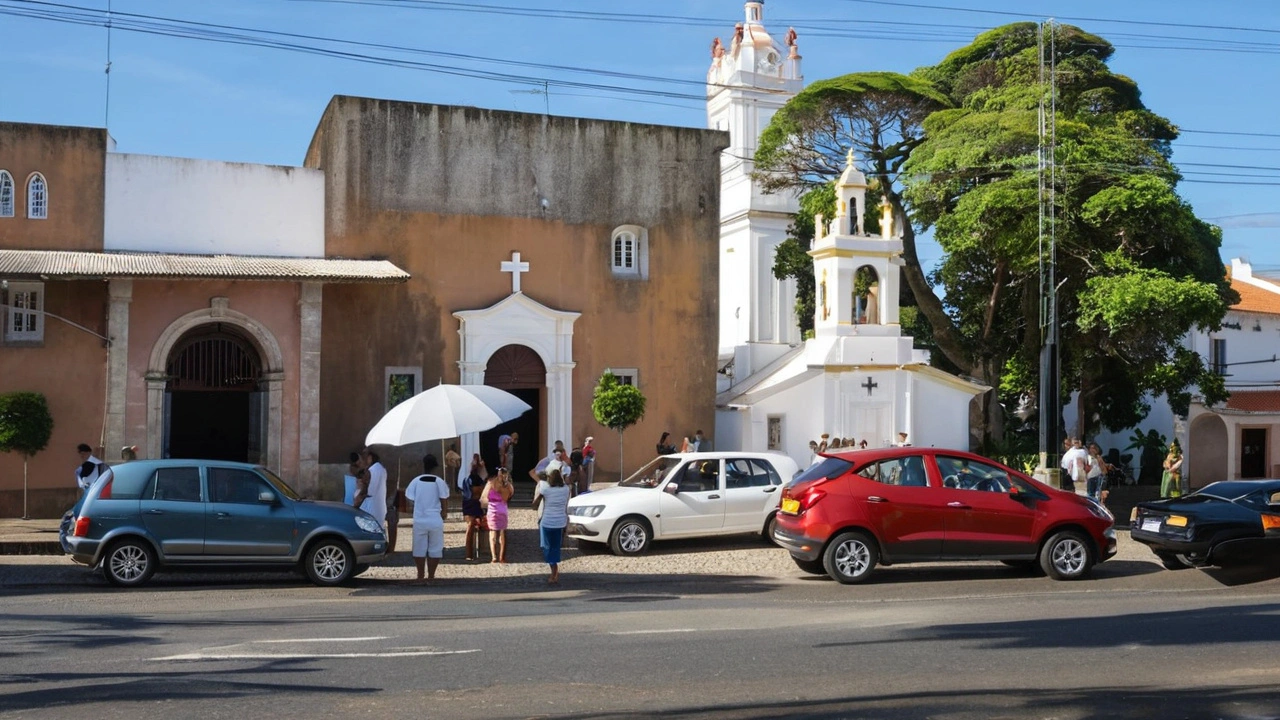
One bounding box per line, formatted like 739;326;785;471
3;538;1280;719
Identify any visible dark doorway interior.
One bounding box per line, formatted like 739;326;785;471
480;387;540;486
164;325;264;462
1240;428;1267;479
169;391;250;461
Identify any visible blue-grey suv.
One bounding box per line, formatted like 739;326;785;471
61;459;387;587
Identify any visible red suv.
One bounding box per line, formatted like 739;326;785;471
774;448;1116;583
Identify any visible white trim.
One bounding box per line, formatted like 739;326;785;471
3;281;45;342
606;367;639;388
26;172;47;220
0;170;14;217
385;366;423;411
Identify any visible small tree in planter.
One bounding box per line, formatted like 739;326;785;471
591;372;646;480
0;392;55;519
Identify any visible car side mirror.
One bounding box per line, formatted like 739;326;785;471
663;483;679;495
259;491;276;504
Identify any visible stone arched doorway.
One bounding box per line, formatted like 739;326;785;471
164;324;264;462
481;344;545;482
1189;413;1228;490
147;300;284;469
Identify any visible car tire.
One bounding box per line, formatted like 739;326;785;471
608;517;652;556
1155;552;1194;571
304;538;355;586
792;556;827;575
1039;530;1094;580
822;531;879;584
102;538;157;588
762;513;779;545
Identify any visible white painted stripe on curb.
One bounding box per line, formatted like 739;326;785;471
252;637;390;644
150;649;479;661
607;628;698;636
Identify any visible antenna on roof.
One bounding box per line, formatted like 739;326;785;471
510;81;550;115
104;0;113;129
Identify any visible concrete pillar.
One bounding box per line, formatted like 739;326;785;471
298;283;322;495
104;279;132;458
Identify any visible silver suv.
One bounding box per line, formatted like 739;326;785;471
61;459;387;587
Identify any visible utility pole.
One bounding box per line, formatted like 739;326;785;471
1035;20;1063;488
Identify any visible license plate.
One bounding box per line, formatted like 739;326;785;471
1141;518;1162;532
780;498;800;514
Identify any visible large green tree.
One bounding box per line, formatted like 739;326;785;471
758;23;1234;445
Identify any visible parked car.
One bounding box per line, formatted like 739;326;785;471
566;451;801;555
1130;479;1280;569
60;459;388;587
774;448;1117;583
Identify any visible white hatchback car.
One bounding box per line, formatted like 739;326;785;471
566;451;801;556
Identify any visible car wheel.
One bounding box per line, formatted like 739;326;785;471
304;539;355;586
1154;552;1194;570
102;538;157;588
792;556;826;575
1039;530;1094;580
822;531;879;584
762;513;779;545
608;517;652;556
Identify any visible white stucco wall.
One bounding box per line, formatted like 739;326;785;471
104;153;324;257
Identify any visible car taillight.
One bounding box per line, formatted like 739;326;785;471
796;487;827;513
98;478;112;500
73;516;91;537
1263;514;1280;531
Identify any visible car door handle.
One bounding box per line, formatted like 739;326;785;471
215;511;231;519
763;486;778;493
708;494;721;499
867;496;888;503
145;509;164;515
947;501;971;509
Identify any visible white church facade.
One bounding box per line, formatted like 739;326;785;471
708;4;985;463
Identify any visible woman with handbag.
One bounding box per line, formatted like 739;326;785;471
1161;441;1184;498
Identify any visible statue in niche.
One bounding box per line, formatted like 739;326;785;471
819;271;829;321
853;266;879;325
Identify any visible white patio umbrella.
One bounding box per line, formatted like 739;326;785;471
364;384;532;447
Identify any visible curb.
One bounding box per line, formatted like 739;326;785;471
0;541;63;556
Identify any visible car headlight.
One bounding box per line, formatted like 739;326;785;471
1084;497;1113;521
569;505;606;518
355;515;384;535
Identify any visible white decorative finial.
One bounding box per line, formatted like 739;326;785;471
500;251;530;294
846;148;856;168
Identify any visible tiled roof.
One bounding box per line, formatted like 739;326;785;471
0;249;408;283
1224;390;1280;413
1231;278;1280;316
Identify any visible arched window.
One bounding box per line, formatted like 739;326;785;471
610;225;649;279
26;173;47;219
0;171;14;217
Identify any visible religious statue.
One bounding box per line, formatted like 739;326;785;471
710;37;725;60
731;22;744;54
785;27;798;49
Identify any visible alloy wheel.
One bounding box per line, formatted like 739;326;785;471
110;544;149;583
1051;537;1087;576
618;523;646;553
833;537;871;578
312;544;348;581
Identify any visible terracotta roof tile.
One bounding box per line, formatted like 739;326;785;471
0;249;408;283
1231;278;1280;315
1224;390;1280;412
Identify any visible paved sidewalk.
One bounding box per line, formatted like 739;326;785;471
0;517;64;555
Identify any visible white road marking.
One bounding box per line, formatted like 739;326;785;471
150;649;480;661
252;636;389;643
608;628;699;636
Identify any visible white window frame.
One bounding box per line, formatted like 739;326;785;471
0;170;14;217
385;366;423;411
610;225;649;279
4;281;45;343
606;367;639;388
26;172;48;220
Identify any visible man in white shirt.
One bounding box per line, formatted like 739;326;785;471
74;443;107;495
359;448;389;537
1059;438;1087;494
405;454;450;582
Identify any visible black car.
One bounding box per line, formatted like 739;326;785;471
1130;479;1280;569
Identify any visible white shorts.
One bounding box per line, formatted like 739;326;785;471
412;524;444;558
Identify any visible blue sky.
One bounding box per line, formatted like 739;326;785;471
2;0;1278;272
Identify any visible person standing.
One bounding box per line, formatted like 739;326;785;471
693;430;710;452
1086;443;1108;501
582;436;596;492
1161;441;1184;498
533;467;572;585
360;448;390;546
444;443;462;518
344;451;362;506
482;467;514;563
404;454;450;582
461;455;489;561
1060;438;1086;494
120;445;138;463
656;432;676;455
74;444;106;496
498;432;519;471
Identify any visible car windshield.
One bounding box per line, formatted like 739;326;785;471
619;456;682;488
791;457;853;486
258;467;301;500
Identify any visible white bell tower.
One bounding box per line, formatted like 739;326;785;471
708;1;804;357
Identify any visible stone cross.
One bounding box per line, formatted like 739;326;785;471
501;251;530;293
862;376;878;396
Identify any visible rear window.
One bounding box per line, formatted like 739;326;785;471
105;463;153;500
790;457;853;486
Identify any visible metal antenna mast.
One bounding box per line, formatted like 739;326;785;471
1037;19;1062;487
104;0;113;128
